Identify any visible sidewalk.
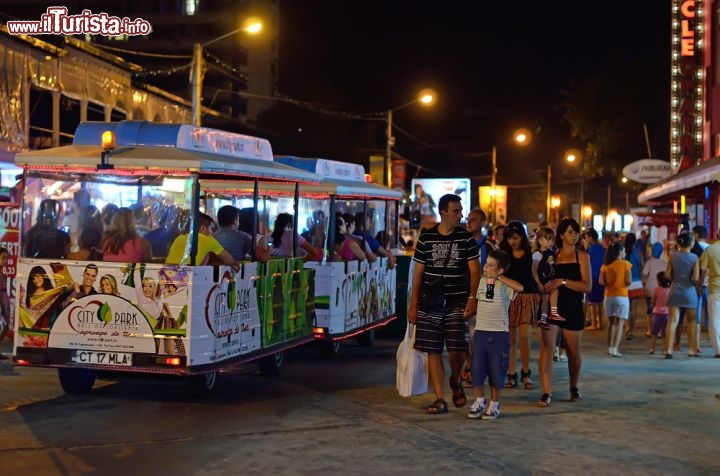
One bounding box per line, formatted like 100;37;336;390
386;323;720;475
1;326;719;475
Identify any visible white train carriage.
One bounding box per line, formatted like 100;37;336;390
13;121;319;395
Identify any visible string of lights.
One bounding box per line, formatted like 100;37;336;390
133;63;192;77
203;51;249;82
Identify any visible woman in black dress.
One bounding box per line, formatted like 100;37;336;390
537;218;591;406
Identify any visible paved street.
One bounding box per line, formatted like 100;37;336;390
1;326;719;476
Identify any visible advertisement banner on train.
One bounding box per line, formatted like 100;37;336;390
16;262;189;356
0;203;20;337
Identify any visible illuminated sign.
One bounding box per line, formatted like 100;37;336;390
411;178;471;224
622;159;672;183
670;0;704;172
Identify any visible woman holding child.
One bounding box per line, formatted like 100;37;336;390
538;218;591;406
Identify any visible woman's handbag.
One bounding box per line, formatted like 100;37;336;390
396;323;428;397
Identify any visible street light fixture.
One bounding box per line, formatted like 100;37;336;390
191;17;263;126
384;89;436;186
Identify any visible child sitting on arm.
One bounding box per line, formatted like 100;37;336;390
532;226;565;330
467;249;524;421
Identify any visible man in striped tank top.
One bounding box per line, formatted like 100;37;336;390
409;194;481;414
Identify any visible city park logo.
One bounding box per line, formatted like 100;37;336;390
7;7;152;36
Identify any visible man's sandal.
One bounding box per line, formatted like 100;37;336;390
425;398;448;414
504;372;518;388
521;369;535;390
449;378;467;408
538;393;552;407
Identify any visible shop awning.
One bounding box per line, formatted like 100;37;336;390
638;157;720;204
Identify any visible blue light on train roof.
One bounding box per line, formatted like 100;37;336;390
73;121;273;162
274;156;366;182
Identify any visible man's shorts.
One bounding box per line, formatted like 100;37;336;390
413;304;468;354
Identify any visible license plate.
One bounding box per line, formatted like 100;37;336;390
72;350;132;367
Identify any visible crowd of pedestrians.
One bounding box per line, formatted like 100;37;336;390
408;196;719;420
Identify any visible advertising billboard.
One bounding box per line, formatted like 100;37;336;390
410;178;471;225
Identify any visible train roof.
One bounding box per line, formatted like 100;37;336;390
15;121;318;183
271;156;403;200
201;178;403;200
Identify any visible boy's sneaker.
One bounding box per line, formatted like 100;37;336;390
467;397;487;419
481;401;500;420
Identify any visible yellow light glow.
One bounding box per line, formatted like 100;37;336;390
582;205;593;218
551;196;561;208
564;148;582;164
622;177;628;183
513;128;532;146
418;88;436;106
101;131;116;150
242;17;263;34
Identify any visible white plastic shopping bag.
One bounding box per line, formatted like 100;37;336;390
396;323;428;397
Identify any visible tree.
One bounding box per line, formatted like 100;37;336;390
560;56;668;180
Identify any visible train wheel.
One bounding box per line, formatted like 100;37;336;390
258;352;283;376
58;368;96;394
320;340;341;358
187;371;219;397
357;329;375;347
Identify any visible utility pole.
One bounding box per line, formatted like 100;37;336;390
192;42;204;126
546;164;551;222
490;145;497;224
385;109;393;187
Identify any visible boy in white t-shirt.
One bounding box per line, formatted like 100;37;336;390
467;249;524;421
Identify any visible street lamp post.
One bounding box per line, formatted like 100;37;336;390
385;109;394;187
487;128;532;224
546;163;552;223
564;148;584;226
191;17;263;126
384;90;435;187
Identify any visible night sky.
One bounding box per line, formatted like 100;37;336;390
279;0;672;182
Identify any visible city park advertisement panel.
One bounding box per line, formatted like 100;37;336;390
15;258;315;371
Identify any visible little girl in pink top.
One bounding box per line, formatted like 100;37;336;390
650;271;671;354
